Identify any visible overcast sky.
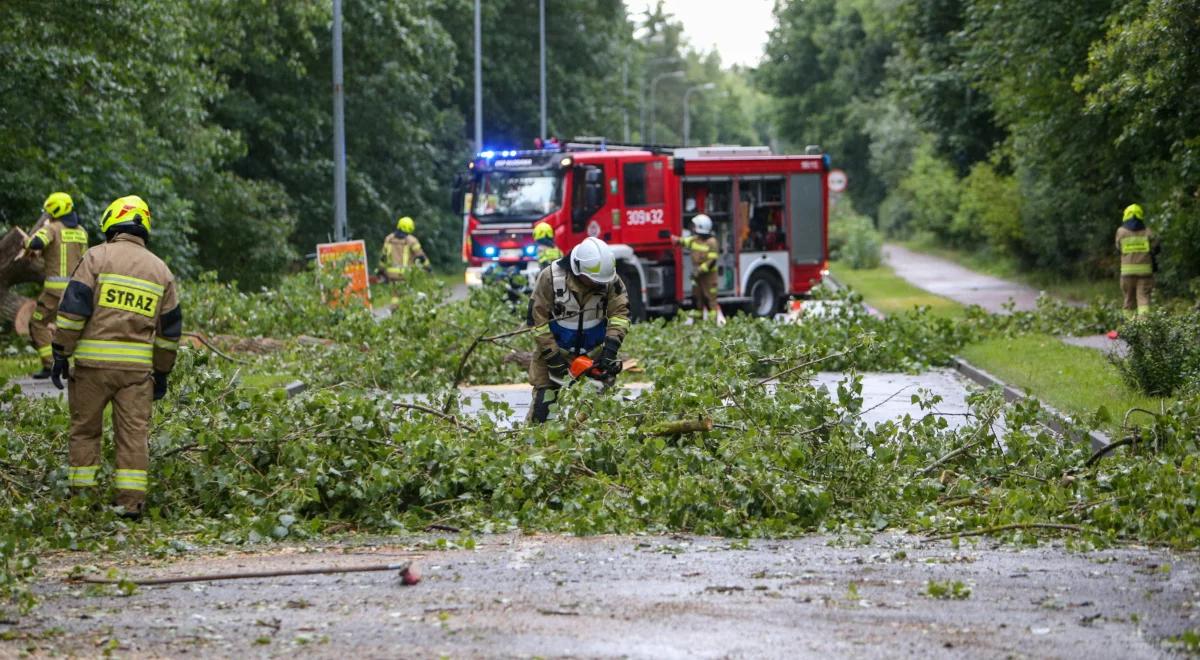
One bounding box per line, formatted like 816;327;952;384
634;0;777;68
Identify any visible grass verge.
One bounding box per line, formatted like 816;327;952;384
831;264;963;318
0;355;39;382
959;334;1168;431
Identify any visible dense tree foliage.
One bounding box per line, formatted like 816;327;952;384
762;0;1200;293
0;1;762;288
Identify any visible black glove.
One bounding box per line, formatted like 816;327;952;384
542;348;569;384
596;337;623;377
50;346;69;390
152;371;169;401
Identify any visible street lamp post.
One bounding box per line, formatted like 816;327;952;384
331;0;347;242
639;57;678;142
539;0;546;140
648;70;684;144
473;0;482;152
682;82;716;147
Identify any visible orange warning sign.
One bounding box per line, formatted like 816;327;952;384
316;240;371;308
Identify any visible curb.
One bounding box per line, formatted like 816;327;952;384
828;269;1110;452
952;357;1110;452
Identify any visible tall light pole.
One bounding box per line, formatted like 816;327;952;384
331;0;347;241
473;0;482;152
639;56;678;142
648;70;684;144
682;82;716;146
538;0;546;139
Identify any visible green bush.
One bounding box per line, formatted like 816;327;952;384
1109;310;1200;397
829;205;883;270
954;161;1023;255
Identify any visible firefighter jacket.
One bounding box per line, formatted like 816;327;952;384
680;234;719;276
53;233;182;374
1115;220;1158;276
26;214;88;295
381;231;426;279
529;260;630;356
535;239;563;266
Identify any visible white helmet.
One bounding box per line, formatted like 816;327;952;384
570;237;617;284
692;214;713;235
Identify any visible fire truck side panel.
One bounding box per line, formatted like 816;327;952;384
787;172;827;294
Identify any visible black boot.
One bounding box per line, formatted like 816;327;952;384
30;366;52;379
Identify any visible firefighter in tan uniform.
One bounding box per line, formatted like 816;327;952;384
51;195;182;519
672;214;725;325
25;192;89;378
379;216;429;304
1114;204;1159;321
526;237;630;423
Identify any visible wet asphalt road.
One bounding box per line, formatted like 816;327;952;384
5;533;1196;658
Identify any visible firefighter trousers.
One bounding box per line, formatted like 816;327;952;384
30;289;63;368
1119;275;1154;319
693;271;719;312
68;366;154;511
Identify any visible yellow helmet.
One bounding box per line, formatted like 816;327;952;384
43;192;74;218
1122;204;1144;221
533;221;554;241
396;216;415;233
100;195;152;235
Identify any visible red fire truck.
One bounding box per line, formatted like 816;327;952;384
452;140;829;318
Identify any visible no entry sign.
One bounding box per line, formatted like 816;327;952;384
828;169;848;193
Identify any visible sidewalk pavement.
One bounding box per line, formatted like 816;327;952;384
883;243;1042;314
882;243;1127;356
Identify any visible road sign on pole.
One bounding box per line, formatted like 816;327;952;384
828;168;848;193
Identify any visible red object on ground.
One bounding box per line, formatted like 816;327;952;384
401;563;421;586
1106;330;1119;340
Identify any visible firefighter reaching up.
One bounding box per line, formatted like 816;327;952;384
526;237;630;423
672;214;726;326
25;192;90;378
533;221;563;267
51;195;182;519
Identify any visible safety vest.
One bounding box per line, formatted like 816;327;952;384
548;262;610;355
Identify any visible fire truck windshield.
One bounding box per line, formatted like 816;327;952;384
473;170;563;222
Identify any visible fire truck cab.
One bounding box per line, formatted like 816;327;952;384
453;141;829;318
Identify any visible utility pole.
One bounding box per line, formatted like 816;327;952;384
331;0;347;242
682;82;716;146
622;59;629;143
474;0;482;152
648;70;684;144
539;0;547;140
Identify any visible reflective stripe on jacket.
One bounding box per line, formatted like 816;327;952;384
528;261;630;357
1115;224;1156;276
382;232;426;278
53;233;182;373
26;219;88;292
680;234;718;275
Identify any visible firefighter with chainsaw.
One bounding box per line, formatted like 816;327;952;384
672;214;725;325
533;221;563;268
1114;203;1160;321
25;192;89;378
526;237;630;423
379;215;429;304
51;195;181;519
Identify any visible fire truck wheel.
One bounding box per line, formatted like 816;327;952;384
617;265;647;322
745;270;783;317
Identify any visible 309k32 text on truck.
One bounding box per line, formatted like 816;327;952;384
451;140;830;319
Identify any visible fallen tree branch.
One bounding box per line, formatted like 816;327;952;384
77;561;418;586
642;417;713;436
183;331;250;364
925;523;1086;542
755;343;861;386
1084;435;1139;468
395;401;478;433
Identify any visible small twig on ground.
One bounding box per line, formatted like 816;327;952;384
918;409;999;477
77;562;418;586
395;401;478;433
925;523;1086;542
182;331;250;364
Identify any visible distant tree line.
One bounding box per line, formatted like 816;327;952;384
760;0;1199;294
0;0;765;288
